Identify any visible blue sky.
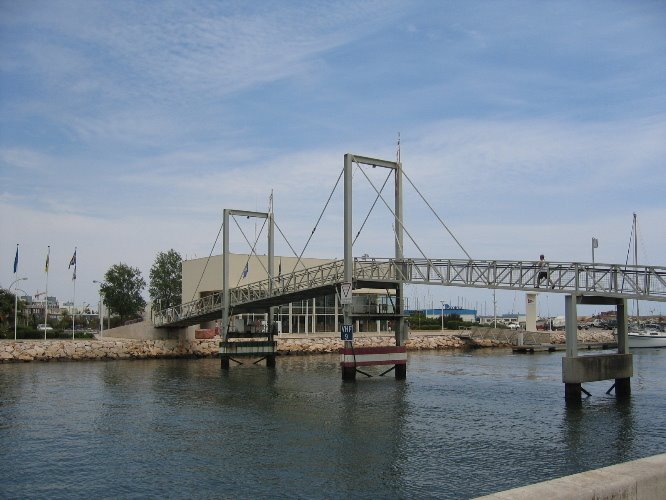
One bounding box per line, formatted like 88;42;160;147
2;0;665;316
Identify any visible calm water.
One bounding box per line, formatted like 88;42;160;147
1;348;665;499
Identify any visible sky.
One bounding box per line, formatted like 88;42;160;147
1;0;665;318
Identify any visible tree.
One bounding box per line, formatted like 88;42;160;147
0;288;15;328
100;263;147;323
60;310;71;330
0;289;26;336
148;249;182;309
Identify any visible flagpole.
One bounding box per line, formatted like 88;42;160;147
72;273;76;340
70;247;77;340
44;246;50;340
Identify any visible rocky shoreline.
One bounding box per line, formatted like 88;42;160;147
0;330;616;363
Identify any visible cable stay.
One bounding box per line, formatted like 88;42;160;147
354;160;448;284
273;220;310;272
291;166;344;273
353;170;392;246
391;223;405;258
226;214;268;322
190;218;224;302
232;214;269;288
401;168;472;260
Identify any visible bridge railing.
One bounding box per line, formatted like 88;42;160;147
153;257;666;327
153;259;350;326
397;258;666;300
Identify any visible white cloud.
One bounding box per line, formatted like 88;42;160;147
2;0;665;318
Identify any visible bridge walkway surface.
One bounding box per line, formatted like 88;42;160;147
153;257;666;329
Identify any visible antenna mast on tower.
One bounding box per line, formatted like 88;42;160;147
396;132;401;163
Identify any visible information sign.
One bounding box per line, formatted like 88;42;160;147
340;324;354;341
340;282;353;305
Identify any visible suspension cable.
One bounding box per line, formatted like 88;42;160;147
401;168;472;259
232;215;269;287
273;219;310;271
354;161;447;282
293;166;344;272
353;170;392;246
190;219;224;302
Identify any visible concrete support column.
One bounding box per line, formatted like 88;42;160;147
312;298;316;334
564;294;580;402
563;296;632;402
394;160;406;380
222;209;230;349
288;302;293;334
565;294;578;358
525;293;537;331
615;298;631;398
342;153;355;381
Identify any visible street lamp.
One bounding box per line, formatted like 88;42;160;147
16;288;29;337
10;277;28;340
441;301;445;331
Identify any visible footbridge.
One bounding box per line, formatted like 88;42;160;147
153;257;666;328
152;152;665;395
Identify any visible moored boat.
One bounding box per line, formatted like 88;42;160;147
628;330;666;348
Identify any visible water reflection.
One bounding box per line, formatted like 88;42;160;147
563;396;636;473
1;350;664;499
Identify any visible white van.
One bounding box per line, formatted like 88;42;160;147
37;324;54;332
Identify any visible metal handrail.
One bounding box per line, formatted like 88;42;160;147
153;257;666;327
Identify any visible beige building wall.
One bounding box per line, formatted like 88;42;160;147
181;253;396;335
181;253;334;303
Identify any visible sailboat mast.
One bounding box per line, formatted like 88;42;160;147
634;212;639;322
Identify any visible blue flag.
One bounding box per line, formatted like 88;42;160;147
241;262;249;279
13;245;18;273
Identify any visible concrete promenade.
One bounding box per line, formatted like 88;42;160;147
475;453;666;499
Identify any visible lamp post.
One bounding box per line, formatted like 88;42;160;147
10;277;28;340
15;288;29;338
441;301;445;331
93;281;106;337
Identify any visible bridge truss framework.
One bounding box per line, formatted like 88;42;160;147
151;153;666;395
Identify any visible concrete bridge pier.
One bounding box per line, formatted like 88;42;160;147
562;295;632;403
394;281;407;380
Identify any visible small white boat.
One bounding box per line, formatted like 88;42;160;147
628;330;666;348
623;214;666;349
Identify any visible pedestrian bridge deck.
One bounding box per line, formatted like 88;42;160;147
153;257;666;328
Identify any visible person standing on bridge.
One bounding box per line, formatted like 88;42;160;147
536;254;551;288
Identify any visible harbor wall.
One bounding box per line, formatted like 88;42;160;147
0;330;615;363
1;333;466;362
475;452;666;500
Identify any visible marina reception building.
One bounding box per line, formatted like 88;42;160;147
181;253;397;335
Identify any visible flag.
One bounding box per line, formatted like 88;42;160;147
241;262;249;279
278;258;282;277
45;247;50;273
592;237;599;249
69;249;77;268
13;244;18;273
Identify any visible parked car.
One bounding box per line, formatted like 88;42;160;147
507;322;520;330
37;324;54;332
